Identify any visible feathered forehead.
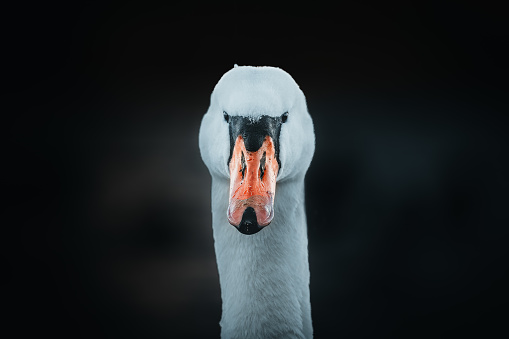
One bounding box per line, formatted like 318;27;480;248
211;66;302;118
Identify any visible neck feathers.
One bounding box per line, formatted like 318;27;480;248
211;179;313;338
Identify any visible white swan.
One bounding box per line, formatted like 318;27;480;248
199;65;315;339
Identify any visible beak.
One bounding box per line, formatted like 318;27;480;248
227;135;279;234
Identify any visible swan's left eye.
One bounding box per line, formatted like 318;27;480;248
281;112;289;123
223;111;230;123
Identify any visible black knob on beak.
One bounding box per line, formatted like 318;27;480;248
237;207;263;235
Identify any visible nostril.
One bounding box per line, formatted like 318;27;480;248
259;151;266;180
240;151;246;179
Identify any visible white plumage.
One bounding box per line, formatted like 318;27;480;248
199;65;315;339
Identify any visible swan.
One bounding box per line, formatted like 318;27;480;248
199;65;315;338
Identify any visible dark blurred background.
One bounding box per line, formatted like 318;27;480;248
2;1;508;338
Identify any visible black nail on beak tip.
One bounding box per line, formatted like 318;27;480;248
236;207;263;235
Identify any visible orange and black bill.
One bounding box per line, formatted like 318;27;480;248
227;135;279;234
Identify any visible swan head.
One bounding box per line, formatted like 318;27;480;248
199;65;314;235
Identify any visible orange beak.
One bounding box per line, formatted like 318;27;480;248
227;135;279;233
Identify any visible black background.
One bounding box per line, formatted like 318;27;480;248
3;1;508;338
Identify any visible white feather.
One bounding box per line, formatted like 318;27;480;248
199;65;315;338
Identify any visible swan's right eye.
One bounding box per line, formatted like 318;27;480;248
223;111;229;123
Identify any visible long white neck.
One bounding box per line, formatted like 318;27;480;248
210;177;312;339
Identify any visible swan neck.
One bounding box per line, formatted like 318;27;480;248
211;178;312;339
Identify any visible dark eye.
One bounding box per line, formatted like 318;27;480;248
281;112;289;123
223;111;229;123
